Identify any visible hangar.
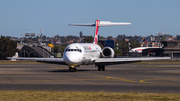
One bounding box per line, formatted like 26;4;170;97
19;45;56;58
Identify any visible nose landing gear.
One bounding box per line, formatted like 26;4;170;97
69;66;76;72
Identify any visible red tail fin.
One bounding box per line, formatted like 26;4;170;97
93;20;99;44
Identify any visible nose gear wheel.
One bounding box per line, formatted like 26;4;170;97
69;66;76;72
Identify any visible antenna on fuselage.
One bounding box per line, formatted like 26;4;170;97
68;20;131;44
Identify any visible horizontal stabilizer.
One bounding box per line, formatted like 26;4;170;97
99;21;131;26
69;21;131;27
68;23;95;26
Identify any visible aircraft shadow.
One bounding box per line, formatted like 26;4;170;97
48;69;97;72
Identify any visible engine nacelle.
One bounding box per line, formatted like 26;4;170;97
102;47;115;58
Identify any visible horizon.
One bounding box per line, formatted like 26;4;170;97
3;33;177;39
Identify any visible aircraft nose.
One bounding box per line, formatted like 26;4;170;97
64;53;82;65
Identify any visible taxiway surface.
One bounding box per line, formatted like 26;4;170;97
0;62;180;93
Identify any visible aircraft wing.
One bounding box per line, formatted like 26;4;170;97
7;57;66;65
95;57;171;65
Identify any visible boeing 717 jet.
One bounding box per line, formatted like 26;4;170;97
8;20;170;72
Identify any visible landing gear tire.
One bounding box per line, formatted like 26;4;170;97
98;66;101;71
69;67;76;72
102;65;105;71
98;65;105;71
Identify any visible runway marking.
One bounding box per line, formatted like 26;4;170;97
52;66;69;72
84;73;137;83
52;66;66;70
52;66;137;83
55;67;65;70
50;66;180;85
16;78;109;82
140;78;180;85
138;65;180;67
106;77;136;83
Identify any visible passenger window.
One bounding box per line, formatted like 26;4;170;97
70;49;73;51
74;49;77;51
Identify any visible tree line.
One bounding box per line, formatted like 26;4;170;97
5;33;174;58
0;36;18;60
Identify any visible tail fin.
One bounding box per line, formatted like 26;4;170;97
94;20;99;44
12;52;18;58
11;52;18;61
69;20;131;44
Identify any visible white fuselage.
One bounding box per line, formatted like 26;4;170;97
63;43;101;66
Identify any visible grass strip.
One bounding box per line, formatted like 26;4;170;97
0;61;42;64
0;91;180;101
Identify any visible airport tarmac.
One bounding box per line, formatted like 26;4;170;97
0;62;180;93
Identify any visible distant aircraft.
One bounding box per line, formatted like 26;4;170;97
129;47;161;53
7;20;171;72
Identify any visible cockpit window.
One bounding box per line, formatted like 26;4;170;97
65;48;82;53
78;49;82;52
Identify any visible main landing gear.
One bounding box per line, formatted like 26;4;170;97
98;65;105;71
69;66;76;72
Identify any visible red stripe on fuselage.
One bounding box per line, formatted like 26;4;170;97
94;20;99;44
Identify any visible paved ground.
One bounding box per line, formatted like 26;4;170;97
0;62;180;93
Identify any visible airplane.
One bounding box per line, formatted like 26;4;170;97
129;47;162;53
7;20;171;72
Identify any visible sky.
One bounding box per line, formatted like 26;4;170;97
0;0;180;38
